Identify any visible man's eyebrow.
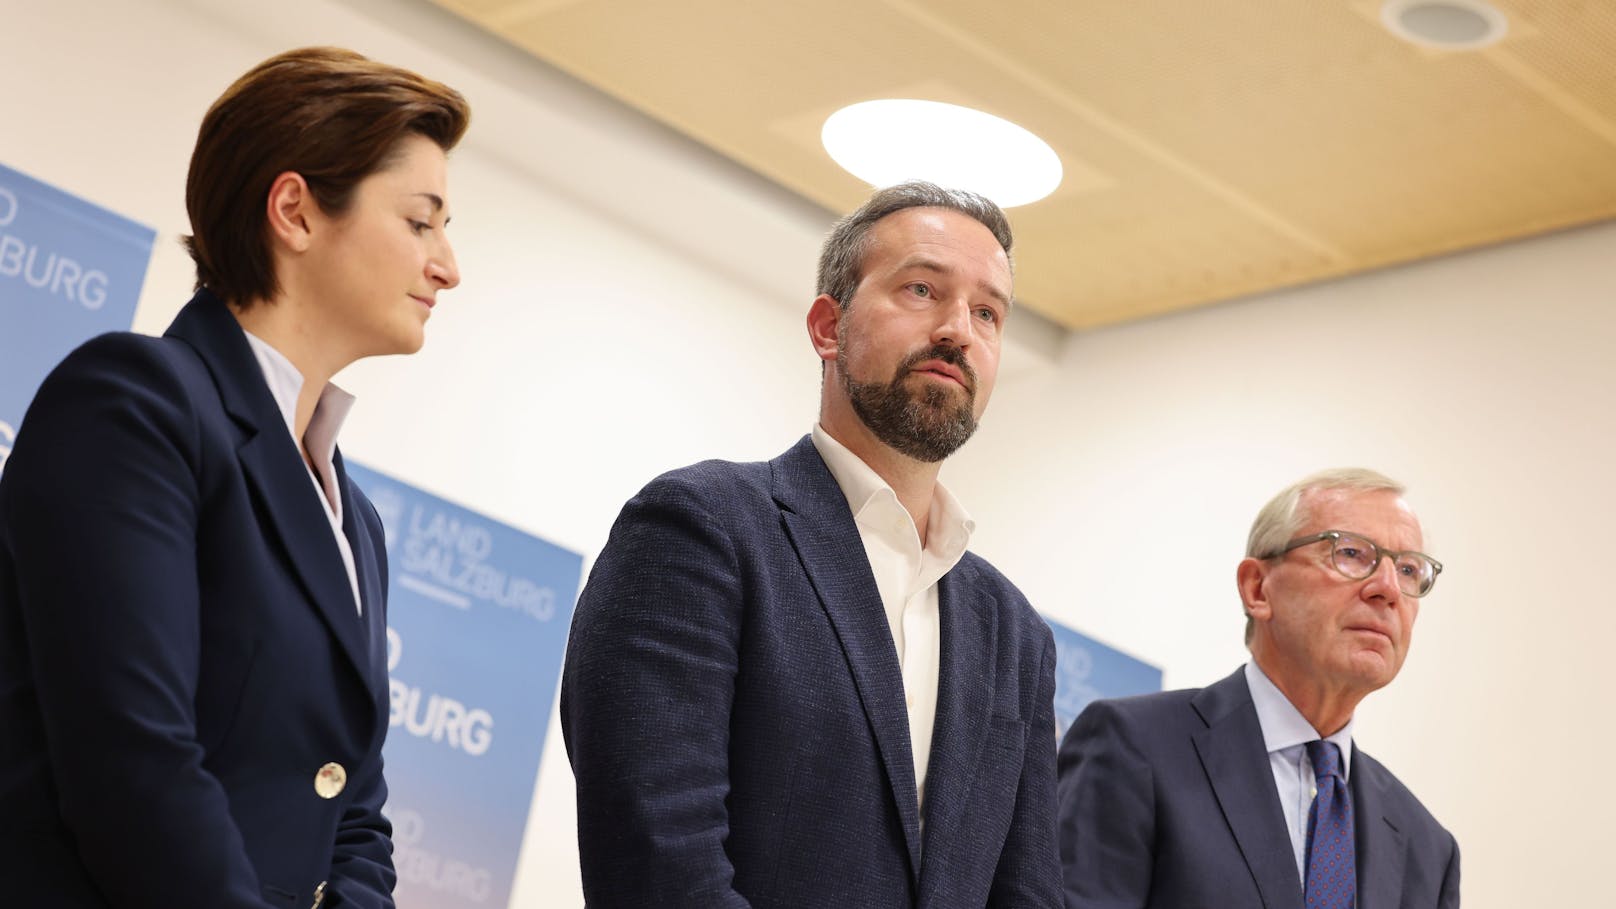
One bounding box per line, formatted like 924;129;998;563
896;256;1013;308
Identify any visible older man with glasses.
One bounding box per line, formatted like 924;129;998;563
1056;468;1459;909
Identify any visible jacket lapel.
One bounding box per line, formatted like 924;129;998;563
337;448;390;704
165;291;374;696
1191;669;1305;909
1351;748;1407;909
915;567;996;901
772;437;922;882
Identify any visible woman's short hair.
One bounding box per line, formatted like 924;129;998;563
183;47;470;307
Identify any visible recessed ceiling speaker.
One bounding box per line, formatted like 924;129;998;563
1381;0;1509;50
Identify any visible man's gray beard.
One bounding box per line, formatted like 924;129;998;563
841;348;978;463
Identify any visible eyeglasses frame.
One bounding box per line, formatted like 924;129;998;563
1264;530;1443;598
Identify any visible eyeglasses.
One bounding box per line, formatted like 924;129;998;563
1266;530;1443;598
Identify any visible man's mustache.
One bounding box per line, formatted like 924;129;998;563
897;344;976;393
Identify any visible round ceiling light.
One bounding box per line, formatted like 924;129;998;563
821;99;1063;208
1381;0;1508;50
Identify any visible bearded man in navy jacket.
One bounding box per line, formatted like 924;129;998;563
562;182;1059;908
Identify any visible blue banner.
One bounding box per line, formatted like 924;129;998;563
347;462;582;909
0;161;154;476
1046;618;1163;742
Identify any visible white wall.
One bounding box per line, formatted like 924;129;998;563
948;220;1616;906
3;0;1608;905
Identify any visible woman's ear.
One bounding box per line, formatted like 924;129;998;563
264;171;316;254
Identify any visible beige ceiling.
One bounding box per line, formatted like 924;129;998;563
430;0;1616;330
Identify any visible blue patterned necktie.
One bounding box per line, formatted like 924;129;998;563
1304;740;1356;909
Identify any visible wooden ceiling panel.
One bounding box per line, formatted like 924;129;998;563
431;0;1616;329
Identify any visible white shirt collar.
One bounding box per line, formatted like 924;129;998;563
239;328;363;616
1245;660;1354;779
240;330;355;467
809;424;975;561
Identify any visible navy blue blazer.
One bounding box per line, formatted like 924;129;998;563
562;437;1060;907
0;290;395;908
1056;667;1460;909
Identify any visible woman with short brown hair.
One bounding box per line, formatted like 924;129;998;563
0;47;468;908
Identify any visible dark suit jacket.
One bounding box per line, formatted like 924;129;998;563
1056;667;1459;909
561;436;1060;907
0;290;395;908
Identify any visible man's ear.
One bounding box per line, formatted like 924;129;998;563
264;171;316;254
806;293;842;365
1237;557;1273;625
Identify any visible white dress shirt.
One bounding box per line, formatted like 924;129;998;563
1244;660;1355;887
241;329;362;615
811;424;975;817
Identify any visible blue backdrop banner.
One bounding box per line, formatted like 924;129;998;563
1046;617;1163;742
346;462;582;909
0;161;153;476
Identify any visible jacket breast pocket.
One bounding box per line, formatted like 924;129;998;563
948;714;1029;865
986;714;1027;766
980;716;1028;802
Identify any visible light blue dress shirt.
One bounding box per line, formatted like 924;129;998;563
1244;661;1354;887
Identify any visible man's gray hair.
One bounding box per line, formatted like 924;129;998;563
1243;467;1408;644
816;181;1013;311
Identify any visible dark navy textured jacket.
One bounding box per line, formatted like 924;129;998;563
563;436;1060;907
